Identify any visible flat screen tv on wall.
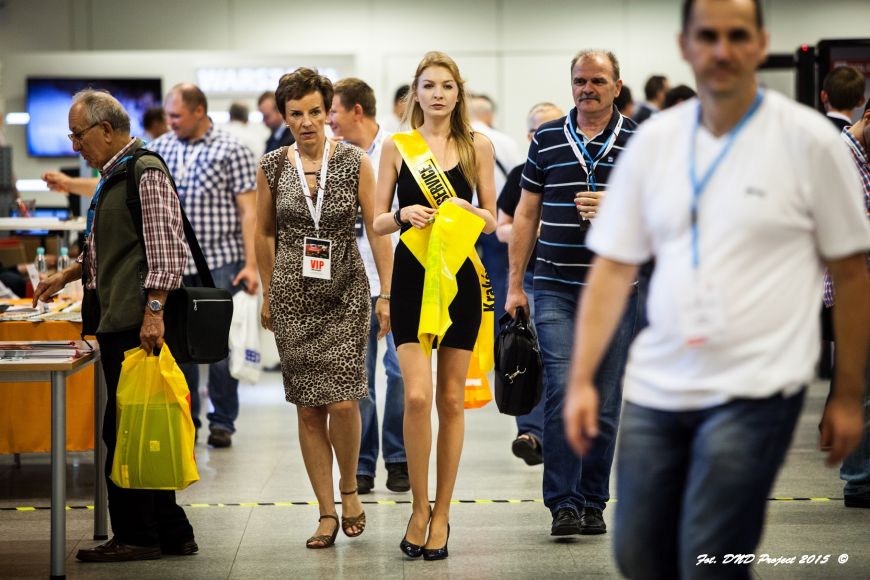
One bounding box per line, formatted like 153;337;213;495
26;77;162;157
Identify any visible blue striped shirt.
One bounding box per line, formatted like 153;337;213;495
521;106;636;290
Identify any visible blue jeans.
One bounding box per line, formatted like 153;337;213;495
535;285;638;514
841;349;870;497
358;296;406;476
515;271;544;440
180;260;243;433
614;390;806;580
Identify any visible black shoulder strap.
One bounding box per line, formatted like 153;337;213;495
269;145;289;197
494;157;509;179
124;148;216;288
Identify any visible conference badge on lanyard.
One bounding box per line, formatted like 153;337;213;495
303;237;332;279
295;140;332;280
678;278;727;348
679;89;764;348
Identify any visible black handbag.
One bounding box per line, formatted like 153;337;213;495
494;307;544;416
125;149;233;364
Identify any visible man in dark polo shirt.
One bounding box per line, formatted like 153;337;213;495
505;49;640;538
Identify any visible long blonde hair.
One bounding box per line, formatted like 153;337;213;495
403;51;477;190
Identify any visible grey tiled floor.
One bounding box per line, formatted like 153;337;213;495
1;366;868;579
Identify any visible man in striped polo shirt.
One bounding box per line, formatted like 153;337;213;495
505;49;640;537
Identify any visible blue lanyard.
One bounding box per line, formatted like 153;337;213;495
566;116;616;192
86;155;133;238
689;90;764;269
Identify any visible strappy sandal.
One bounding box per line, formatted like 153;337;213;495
340;488;366;537
305;514;339;549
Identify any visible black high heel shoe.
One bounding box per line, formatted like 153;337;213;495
422;523;450;561
400;507;430;558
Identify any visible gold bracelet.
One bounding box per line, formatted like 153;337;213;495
378;294;391;301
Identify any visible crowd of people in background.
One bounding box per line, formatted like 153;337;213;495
26;0;869;576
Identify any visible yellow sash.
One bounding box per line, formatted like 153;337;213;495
393;131;495;408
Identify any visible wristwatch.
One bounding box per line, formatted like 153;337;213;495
147;299;164;313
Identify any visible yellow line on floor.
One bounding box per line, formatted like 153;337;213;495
0;497;845;512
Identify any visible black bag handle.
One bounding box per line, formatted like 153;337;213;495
499;306;529;330
124;148;216;288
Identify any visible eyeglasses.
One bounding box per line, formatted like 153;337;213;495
67;122;102;144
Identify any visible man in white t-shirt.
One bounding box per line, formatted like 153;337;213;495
563;0;870;578
329;78;408;494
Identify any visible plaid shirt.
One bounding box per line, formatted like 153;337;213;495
78;138;187;291
148;124;257;274
823;127;870;306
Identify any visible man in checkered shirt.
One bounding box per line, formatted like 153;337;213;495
822;96;870;509
150;83;259;449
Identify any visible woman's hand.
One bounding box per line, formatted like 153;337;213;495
375;297;391;339
260;297;273;331
445;197;473;212
402;205;437;229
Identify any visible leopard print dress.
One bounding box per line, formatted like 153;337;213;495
260;142;371;407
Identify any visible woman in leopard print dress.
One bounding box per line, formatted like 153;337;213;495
254;68;393;549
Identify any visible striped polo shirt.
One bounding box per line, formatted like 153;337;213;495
521;105;636;291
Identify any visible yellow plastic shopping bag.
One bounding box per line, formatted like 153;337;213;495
110;345;199;490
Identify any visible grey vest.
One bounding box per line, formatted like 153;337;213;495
90;142;174;333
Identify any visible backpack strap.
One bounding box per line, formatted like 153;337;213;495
124;148;216;288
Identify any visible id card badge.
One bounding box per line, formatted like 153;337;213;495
678;278;727;348
302;237;332;280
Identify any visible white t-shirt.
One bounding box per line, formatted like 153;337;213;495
353;127;398;297
588;90;870;411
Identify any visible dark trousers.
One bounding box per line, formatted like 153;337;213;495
97;328;194;547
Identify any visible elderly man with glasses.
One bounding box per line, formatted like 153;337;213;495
34;89;197;562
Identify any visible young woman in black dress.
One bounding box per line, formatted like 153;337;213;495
372;51;497;560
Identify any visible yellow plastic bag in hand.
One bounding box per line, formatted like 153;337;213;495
110;345;199;490
400;201;485;356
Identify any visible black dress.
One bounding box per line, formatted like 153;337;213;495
390;162;482;351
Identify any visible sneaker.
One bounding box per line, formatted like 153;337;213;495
356;474;374;495
386;462;410;492
550;507;581;536
207;427;232;448
511;434;543;466
579;506;607;535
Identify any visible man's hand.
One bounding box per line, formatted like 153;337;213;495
140;311;164;354
375;297;391;339
32;272;66;307
42;171;73;194
233;265;260;295
504;287;530;320
819;391;864;467
564;381;600;456
575;190;605;220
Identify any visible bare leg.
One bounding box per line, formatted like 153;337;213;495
397;343;434;545
297;405;338;544
428;347;472;549
327;400;364;535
